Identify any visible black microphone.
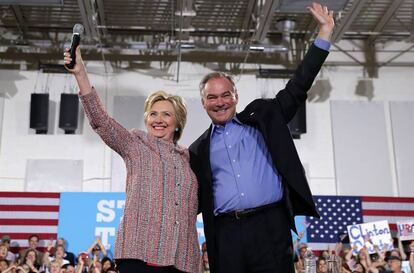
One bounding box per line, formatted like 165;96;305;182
66;24;84;69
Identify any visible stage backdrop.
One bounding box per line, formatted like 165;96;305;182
0;192;413;256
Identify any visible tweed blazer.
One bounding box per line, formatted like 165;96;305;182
81;88;201;273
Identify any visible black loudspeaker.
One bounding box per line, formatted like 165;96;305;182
30;93;49;134
59;93;79;134
288;102;306;139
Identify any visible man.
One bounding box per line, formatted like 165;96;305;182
189;3;334;273
18;234;44;265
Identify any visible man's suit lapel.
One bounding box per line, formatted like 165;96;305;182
200;126;213;188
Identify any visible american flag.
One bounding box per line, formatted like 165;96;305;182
0;192;60;252
304;195;414;249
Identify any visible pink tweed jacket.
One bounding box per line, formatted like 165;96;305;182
80;88;201;273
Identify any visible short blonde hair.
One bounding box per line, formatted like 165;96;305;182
144;91;187;143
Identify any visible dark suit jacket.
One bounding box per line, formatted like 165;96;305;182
189;44;328;273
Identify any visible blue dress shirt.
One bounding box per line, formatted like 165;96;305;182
209;40;330;215
210;117;283;215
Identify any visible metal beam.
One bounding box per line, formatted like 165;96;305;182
77;0;98;39
370;0;404;40
10;5;27;38
410;0;414;41
252;0;280;42
331;0;369;43
95;0;108;37
239;0;257;40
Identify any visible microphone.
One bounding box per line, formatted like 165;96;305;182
66;24;84;69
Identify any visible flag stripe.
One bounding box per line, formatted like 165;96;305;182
0;197;60;206
363;215;414;223
0;225;58;233
362;209;414;217
10;240;56;247
0;192;60;198
362;196;414;203
0;219;58;225
362;202;414;211
0;211;58;219
0;233;57;240
0;205;59;212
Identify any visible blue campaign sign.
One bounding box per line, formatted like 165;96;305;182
58;192;126;259
292;215;308;244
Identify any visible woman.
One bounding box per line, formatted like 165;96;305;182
64;47;200;273
19;249;40;273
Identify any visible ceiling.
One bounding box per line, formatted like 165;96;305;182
0;0;413;74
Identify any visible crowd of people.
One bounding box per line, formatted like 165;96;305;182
1;233;413;273
0;235;116;273
292;232;414;273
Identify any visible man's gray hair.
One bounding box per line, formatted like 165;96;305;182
199;72;237;96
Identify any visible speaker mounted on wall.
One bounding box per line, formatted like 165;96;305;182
288;102;306;139
59;93;79;134
30;93;49;134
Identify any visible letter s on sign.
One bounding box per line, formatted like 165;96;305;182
96;200;116;222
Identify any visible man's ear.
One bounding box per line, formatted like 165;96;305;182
201;97;206;109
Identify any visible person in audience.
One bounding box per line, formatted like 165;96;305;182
62;264;76;273
16;263;31;273
1;236;16;264
18;235;44;265
88;260;102;273
317;257;328;273
64;46;200;273
409;241;414;273
105;268;118;273
56;238;75;266
86;238;107;262
354;262;366;273
201;243;209;273
0;245;12;265
44;243;70;268
101;257;114;273
19;249;40;273
75;254;88;273
295;243;308;273
0;258;10;272
48;260;62;273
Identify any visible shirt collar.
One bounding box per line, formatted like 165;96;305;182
210;114;242;137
